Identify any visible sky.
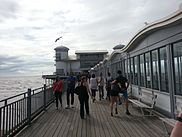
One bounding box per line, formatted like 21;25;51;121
0;0;181;76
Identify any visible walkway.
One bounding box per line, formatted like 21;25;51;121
16;94;167;137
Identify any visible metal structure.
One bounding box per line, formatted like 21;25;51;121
0;84;54;137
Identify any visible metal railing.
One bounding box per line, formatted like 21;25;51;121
0;84;54;137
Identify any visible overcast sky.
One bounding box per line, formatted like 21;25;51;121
0;0;181;76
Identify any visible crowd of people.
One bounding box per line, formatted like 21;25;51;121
53;70;131;119
53;70;182;136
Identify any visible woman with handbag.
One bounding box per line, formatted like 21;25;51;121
78;76;92;119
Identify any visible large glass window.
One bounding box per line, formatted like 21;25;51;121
173;41;182;95
122;60;125;76
127;59;130;81
134;56;138;85
159;47;168;92
152;50;159;90
145;52;151;88
130;58;134;84
139;54;145;86
125;59;128;78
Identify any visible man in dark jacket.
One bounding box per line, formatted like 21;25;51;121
66;73;76;108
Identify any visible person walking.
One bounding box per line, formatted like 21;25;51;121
66;73;76;109
113;70;131;115
76;72;81;86
53;77;63;110
90;74;98;102
98;72;104;100
110;80;120;116
105;72;112;101
78;76;91;119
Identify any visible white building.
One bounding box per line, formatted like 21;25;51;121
54;46;108;75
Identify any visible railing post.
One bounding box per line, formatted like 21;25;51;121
27;88;31;125
44;84;46;110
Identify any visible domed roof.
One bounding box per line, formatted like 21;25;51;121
54;46;69;51
113;44;125;50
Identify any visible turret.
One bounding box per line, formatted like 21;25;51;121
54;46;69;75
54;46;69;61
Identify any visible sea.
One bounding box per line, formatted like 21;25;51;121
0;76;45;101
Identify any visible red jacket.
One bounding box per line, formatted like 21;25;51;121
53;80;63;92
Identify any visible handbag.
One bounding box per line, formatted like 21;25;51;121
74;86;80;95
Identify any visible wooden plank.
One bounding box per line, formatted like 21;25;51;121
16;92;165;137
71;100;80;137
98;100;112;137
101;102;124;137
92;101;101;137
89;99;96;137
67;99;80;137
16;104;55;137
95;101;106;137
43;108;65;137
51;95;71;137
51;108;68;137
85;100;91;137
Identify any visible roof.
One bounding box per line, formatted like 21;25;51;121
54;46;69;51
75;50;108;54
113;44;125;50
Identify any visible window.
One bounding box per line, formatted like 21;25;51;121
173;41;182;95
145;52;151;88
152;50;159;90
122;60;125;76
56;52;61;60
56;69;64;75
125;59;127;78
130;58;134;84
127;59;130;81
134;56;138;85
139;54;145;86
159;47;168;92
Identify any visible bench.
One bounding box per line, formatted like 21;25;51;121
129;91;157;116
159;100;182;136
159;117;176;136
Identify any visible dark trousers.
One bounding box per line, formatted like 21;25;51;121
106;87;111;100
98;86;104;99
67;91;74;106
55;92;62;108
79;97;89;118
91;89;96;98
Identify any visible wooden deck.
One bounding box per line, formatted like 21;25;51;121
16;94;167;137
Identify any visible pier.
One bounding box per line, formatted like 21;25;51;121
15;93;167;137
1;6;182;137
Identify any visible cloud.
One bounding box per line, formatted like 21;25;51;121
0;0;19;22
0;0;181;76
0;55;54;76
